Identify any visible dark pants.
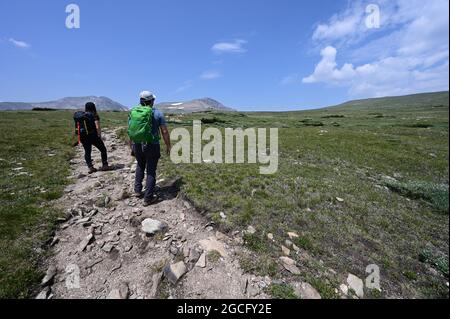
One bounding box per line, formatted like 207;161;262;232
133;143;161;201
81;134;108;168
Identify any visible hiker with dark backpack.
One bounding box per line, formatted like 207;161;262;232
128;91;171;206
74;102;112;174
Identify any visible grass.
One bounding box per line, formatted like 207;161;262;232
1;92;448;298
0;110;126;298
157;95;449;298
267;283;297;299
383;179;449;214
206;250;222;264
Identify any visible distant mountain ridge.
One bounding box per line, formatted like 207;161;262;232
155;98;235;114
0;96;128;111
327;91;449;111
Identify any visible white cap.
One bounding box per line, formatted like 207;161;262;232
139;91;156;101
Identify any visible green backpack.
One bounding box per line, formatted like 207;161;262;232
127;105;158;143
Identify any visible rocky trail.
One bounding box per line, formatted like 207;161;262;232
35;128;273;299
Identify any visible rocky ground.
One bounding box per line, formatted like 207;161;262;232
35;129;276;299
35;128;368;300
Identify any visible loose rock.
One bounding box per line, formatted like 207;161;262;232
199;237;228;257
107;283;129;299
246;226;256;235
41;265;57;286
279;257;301;275
36;287;51;299
163;262;188;285
77;233;94;253
196;252;207;268
141;218;168;235
281;245;291;256
293;282;321;299
347;274;364;298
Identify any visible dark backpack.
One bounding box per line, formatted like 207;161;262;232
74;111;97;141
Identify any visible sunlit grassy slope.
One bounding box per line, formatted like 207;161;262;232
157;92;449;298
1;91;448;298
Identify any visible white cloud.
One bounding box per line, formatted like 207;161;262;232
313;6;363;42
200;70;222;80
303;0;449;98
8;38;30;49
211;39;247;54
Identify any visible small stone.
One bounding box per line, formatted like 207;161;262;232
77;233;94;253
41;265;57;286
336;197;344;203
141;218;168;235
219;212;227;219
246;226;256;235
196;253;207;268
294;282;321;299
281;245;291;256
183;246;190;258
340;284;349;295
280;257;301;275
107;283;129;299
123;243;133;252
102;242;114;253
285;240;293;248
267;233;274;240
170;246;179;256
75;217;91;225
187;248;202;270
149;272;163;298
215;231;227;241
292;244;300;252
347;274;364;298
116;189;130;201
163;262;187;285
199;237;228;257
36;287;50;299
287;232;299;239
50;236;59;246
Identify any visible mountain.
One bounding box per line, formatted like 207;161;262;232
155;98;235;114
0;96;128;111
327;91;449;111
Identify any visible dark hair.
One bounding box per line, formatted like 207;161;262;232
85;102;97;114
140;98;155;107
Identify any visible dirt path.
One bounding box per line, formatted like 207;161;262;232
36;128;270;299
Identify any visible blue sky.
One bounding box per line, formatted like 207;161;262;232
1;0;448;111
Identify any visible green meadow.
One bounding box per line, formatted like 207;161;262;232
0;91;448;298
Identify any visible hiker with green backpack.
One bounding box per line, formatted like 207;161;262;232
128;91;171;206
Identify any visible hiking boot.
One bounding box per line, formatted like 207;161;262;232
134;191;144;199
143;195;159;207
100;165;114;172
88;167;97;174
